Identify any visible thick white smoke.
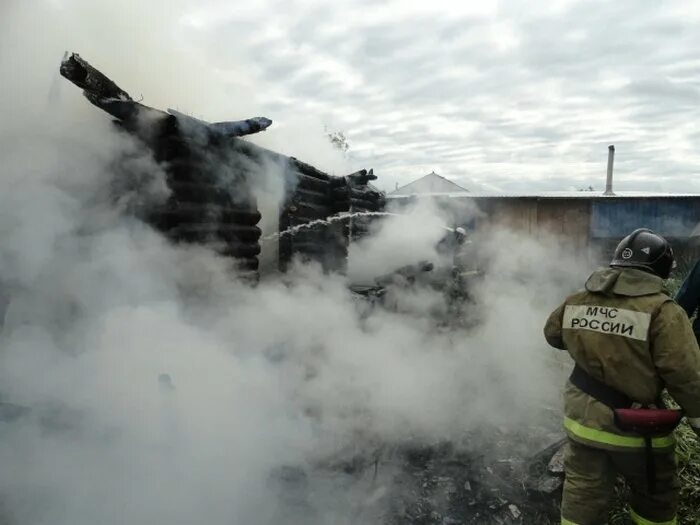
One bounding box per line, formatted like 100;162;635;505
347;199;452;284
0;1;591;524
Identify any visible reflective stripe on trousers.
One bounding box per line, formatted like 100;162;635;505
629;508;677;525
564;417;675;449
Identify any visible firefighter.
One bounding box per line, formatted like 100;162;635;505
544;228;700;525
675;258;700;344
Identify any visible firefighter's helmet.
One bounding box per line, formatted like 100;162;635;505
610;228;675;279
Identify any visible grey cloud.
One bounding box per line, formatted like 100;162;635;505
625;78;700;105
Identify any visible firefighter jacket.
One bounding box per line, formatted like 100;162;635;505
544;267;700;451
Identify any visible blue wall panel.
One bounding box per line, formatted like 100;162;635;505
591;199;700;238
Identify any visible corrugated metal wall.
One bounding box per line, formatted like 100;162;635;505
536;200;590;252
392;195;700;269
473;198;591;253
590;198;700;238
475;199;539;234
470;196;700;269
470;197;700;241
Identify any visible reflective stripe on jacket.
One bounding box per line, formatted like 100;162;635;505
545;267;700;451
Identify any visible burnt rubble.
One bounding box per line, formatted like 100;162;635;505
380;435;565;524
267;428;566;525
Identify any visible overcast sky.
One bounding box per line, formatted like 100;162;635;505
179;0;700;193
8;0;700;193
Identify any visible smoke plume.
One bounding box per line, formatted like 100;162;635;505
0;2;590;523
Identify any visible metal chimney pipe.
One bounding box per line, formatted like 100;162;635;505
604;145;615;195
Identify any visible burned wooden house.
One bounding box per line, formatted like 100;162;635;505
59;53;385;278
57;54;570;524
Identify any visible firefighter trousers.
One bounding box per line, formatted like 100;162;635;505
561;439;679;525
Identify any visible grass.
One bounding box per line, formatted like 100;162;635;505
675;424;700;523
608;423;700;525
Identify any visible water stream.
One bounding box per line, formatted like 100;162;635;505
262;211;464;242
261;211;398;241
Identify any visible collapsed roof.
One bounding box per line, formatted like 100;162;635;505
59;52;385;277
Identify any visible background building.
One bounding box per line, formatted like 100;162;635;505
391;172;470;196
390;175;700;269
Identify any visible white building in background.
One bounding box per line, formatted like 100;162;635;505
391;171;470;196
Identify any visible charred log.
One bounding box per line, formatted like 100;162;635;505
60;52;264;279
167;108;273;138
